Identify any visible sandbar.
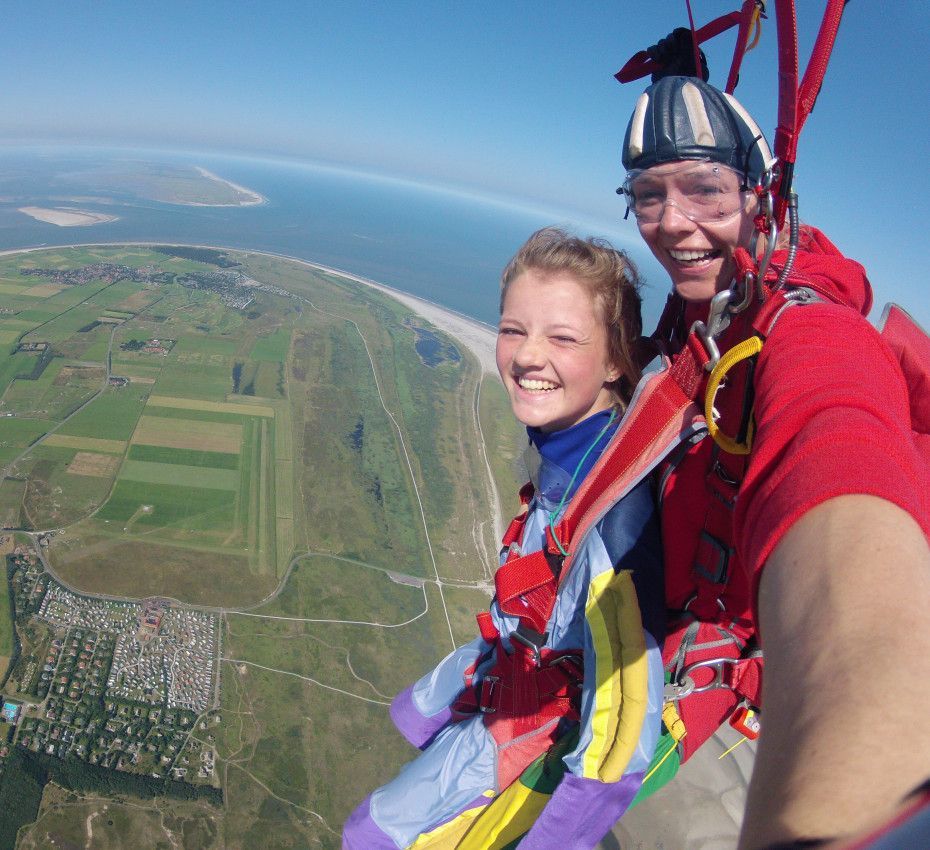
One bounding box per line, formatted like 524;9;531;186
192;167;266;207
18;207;120;227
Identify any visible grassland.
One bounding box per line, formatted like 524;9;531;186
16;784;222;850
4;243;504;589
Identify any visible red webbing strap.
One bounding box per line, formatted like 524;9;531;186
553;337;709;572
772;0;800;168
614;10;743;83
724;0;764;93
796;0;846;137
500;481;535;549
476;611;499;644
772;0;847;226
495;546;562;635
731;656;763;707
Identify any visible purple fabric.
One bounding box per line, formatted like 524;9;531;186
342;794;397;849
518;771;646;849
390;683;453;749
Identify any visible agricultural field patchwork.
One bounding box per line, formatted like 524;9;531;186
0;245;519;848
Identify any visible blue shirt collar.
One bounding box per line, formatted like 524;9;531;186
525;409;619;510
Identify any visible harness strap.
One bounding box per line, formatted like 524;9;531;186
555;339;708;555
495;544;563;636
500;481;535;549
452;641;584;733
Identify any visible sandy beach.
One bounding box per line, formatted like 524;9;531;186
18;207;120;227
193;167;266;206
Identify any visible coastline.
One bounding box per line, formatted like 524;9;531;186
277;256;499;375
192;167;266;207
0;242;498;375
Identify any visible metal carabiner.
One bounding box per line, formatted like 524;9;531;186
679;656;739;695
478;675;499;713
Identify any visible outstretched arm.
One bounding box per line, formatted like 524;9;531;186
739;495;930;849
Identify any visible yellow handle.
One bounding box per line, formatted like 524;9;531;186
704;335;763;455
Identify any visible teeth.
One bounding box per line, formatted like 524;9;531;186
519;378;557;391
669;248;716;262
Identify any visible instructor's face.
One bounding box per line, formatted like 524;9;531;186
634;162;755;302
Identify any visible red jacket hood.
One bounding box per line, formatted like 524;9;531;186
771;225;873;316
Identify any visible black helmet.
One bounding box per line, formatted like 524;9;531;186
622;76;774;186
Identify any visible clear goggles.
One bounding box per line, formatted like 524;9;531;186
621;161;751;224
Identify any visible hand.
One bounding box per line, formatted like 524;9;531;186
647;27;709;82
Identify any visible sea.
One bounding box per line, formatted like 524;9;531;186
0;146;668;329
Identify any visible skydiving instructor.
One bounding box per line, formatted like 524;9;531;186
618;69;930;849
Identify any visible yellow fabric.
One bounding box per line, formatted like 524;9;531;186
582;569;648;782
661;700;687;745
704;335;763;455
454;783;550;850
408;792;494;849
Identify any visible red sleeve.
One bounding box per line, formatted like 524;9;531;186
735;302;930;614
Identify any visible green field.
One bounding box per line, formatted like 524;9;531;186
0;564;14;658
58;384;150;440
96;480;236;527
250;328;291;363
127;443;240;468
120;458;239;490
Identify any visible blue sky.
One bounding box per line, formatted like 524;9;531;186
2;1;928;323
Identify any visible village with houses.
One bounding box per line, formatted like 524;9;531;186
18;258;289;311
0;538;222;791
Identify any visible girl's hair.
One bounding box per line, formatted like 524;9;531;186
500;227;644;405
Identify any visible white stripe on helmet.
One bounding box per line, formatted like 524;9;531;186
682;81;716;147
627;91;650;161
723;92;776;173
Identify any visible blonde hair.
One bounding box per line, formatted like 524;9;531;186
500;227;643;405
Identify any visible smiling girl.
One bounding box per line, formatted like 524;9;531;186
343;228;665;849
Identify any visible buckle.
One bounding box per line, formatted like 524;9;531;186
547;653;583;682
478;676;499;714
665;656;738;701
510;625;548;666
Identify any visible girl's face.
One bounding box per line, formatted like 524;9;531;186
632;161;756;302
496;269;619;433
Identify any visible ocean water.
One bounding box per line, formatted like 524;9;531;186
0;147;667;328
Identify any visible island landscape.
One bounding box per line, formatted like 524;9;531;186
0;158;756;850
0;233;526;848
